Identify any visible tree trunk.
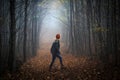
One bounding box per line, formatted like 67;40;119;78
8;0;16;72
23;0;28;62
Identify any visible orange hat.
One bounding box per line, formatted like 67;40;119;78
56;34;60;39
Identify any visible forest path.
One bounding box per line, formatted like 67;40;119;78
4;47;119;80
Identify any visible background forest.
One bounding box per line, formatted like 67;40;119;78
0;0;120;80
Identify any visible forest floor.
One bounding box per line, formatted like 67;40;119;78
1;47;120;80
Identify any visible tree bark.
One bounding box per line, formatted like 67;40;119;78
8;0;16;72
23;0;28;62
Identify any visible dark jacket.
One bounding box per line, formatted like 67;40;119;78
51;40;60;55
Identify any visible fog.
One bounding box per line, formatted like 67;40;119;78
39;0;68;48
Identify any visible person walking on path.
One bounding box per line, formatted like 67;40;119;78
49;34;64;71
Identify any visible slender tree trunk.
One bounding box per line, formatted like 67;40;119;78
23;0;28;62
86;0;92;58
113;0;118;66
8;0;16;72
69;0;73;53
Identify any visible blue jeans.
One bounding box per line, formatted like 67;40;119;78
49;53;63;69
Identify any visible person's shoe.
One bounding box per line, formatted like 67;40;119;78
49;68;52;72
49;66;51;71
61;65;65;70
49;69;51;72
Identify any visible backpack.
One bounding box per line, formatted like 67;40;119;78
51;42;56;54
50;40;60;55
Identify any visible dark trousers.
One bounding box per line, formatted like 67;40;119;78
49;53;63;69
